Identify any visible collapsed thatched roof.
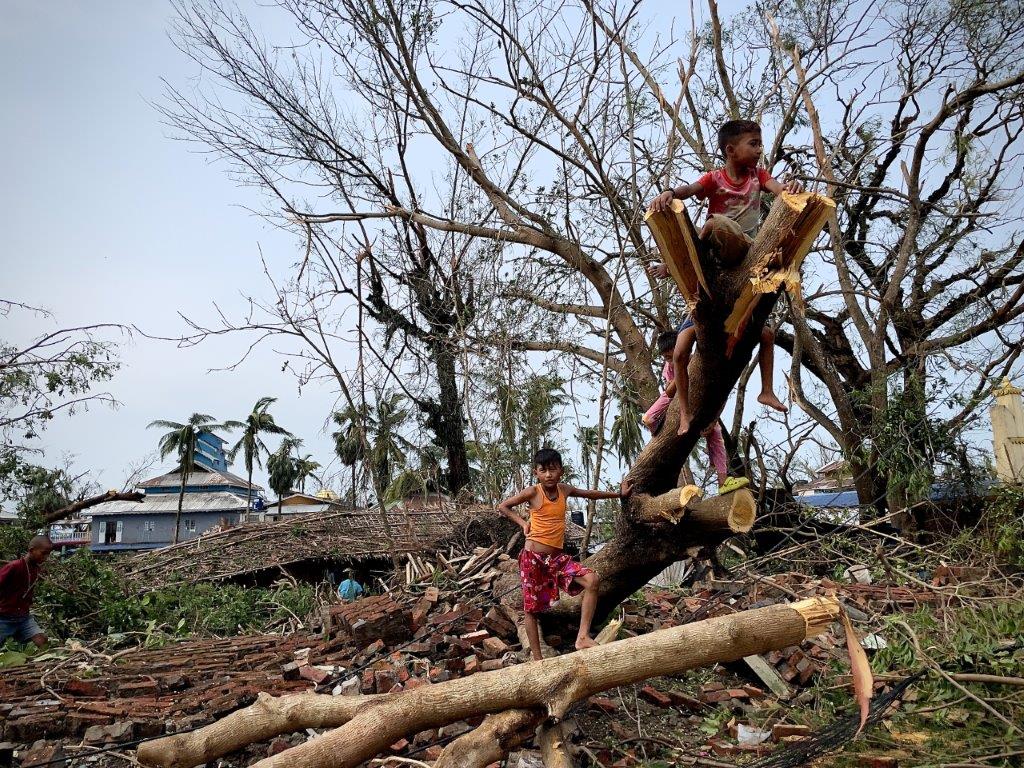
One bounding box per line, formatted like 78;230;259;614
121;501;492;587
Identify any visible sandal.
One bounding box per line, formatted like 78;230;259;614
718;476;750;495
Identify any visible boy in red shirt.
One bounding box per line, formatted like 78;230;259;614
0;535;53;648
498;448;631;661
649;119;797;434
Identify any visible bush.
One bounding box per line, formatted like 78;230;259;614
29;549;315;644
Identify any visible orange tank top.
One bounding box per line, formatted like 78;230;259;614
528;485;567;549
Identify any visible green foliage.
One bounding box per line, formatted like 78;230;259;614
0;454;76;532
29;549;315;643
471;370;568;498
268;439;300;502
294;454;321;493
148;414;227;472
852;373;960;506
804;599;1024;766
331;390;413;497
0;524;34;562
982;484;1024;566
226;396;290;495
609;376;644;466
0;310;120;443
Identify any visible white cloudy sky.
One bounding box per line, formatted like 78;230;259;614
2;2;348;491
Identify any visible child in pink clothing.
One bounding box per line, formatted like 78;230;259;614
642;331;678;433
643;330;745;494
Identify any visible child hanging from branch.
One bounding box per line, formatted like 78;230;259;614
649;118;797;434
498;448;631;660
643;329;748;495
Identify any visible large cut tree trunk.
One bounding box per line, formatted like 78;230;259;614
138;597;839;768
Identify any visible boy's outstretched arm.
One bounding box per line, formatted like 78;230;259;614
498;487;535;535
764;176;801;195
565;478;633;500
649;181;704;213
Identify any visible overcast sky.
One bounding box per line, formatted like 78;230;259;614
2;1;348;491
2;1;1005;499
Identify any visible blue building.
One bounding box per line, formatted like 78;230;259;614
86;431;263;551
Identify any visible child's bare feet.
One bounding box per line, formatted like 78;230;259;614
575;635;598;651
757;392;787;413
677;409;692;435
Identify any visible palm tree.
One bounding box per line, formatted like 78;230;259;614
610;379;644;466
294;454;321;494
332;404;368;505
577;424;599;484
148;413;226;544
267;438;300;518
226;397;290;516
367;392;414;491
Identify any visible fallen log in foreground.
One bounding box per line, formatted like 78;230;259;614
139;597;840;768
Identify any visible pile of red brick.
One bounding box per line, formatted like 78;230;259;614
1;564;948;766
0;633;346;747
325;584;520;696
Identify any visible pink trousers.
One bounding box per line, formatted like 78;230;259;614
642;405;728;479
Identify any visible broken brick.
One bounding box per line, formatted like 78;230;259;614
638;685;672;708
588;696;619;714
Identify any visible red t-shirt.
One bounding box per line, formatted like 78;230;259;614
0;557;42;616
695;166;771;239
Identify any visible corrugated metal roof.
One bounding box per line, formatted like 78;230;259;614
85;492;250;517
139;468;260;491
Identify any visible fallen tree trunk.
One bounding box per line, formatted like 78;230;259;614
43;489;145;524
137;692;381;768
138;597;838;768
434;619;625;768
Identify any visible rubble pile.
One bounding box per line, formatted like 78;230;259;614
0;557;962;766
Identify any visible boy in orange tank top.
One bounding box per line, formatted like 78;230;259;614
498;448;632;661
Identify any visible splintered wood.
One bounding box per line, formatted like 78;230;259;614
643;199;708;305
403;546;502;591
714;191;833;353
747;191;835;296
644;191;832;357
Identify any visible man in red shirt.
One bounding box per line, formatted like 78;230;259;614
0;535;53;648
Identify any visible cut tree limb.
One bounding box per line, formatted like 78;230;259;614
634;485;756;527
644;200;707;302
433;708;543;768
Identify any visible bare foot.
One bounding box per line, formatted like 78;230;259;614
677;410;692;435
757;392;788;413
575;635;598;651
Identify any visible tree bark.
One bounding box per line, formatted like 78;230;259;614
43;490;145;525
138;598;839;768
174;474;186;545
424;341;472;494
